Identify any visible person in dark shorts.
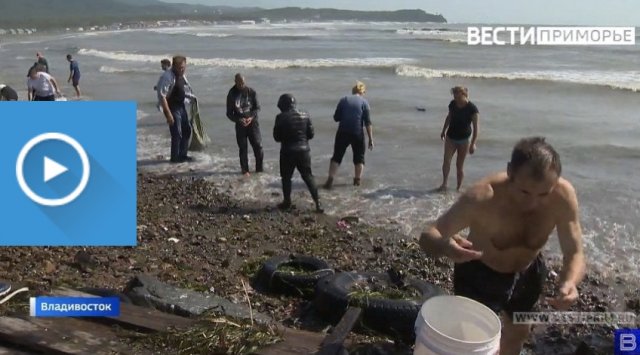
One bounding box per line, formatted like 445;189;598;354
0;85;18;101
226;73;263;176
323;81;374;188
156;55;195;163
273;93;323;213
439;86;479;191
66;54;81;98
419;137;585;355
36;52;49;73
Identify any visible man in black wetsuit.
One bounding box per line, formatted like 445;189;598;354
226;73;263;176
273;93;323;213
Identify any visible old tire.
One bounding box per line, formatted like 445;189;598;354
313;272;444;342
253;254;334;299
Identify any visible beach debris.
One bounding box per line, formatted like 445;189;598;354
242;214;251;222
168;237;180;243
340;215;360;224
416;106;427;112
337;220;350;230
73;250;97;273
43;260;56;274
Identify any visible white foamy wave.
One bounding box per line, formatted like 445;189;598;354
80;48;412;69
395;65;640;92
195;33;232;38
396;29;467;43
99;65;158;74
148;28;231;38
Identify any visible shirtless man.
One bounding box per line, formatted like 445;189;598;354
419;136;585;355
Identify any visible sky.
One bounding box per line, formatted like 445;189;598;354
164;0;640;26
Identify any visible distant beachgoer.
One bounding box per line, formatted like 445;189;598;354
0;85;18;101
27;66;60;101
36;52;49;73
439;86;479;191
273;93;323;213
157;55;195;163
323;81;373;188
154;58;171;92
66;54;81;98
419;136;585;355
226;73;263;176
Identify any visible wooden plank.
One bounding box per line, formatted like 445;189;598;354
0;345;36;355
50;287;195;332
257;327;327;355
0;316;110;355
317;307;362;355
23;316;143;354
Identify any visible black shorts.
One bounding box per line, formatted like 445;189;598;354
453;254;547;318
331;130;365;165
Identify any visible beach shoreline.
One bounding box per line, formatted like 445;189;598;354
0;168;636;353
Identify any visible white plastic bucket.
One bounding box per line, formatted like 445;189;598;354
414;295;501;355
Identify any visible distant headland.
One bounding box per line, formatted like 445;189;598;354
0;0;446;31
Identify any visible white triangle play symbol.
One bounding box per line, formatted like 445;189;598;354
44;156;68;183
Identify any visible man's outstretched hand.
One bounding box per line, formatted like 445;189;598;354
445;235;483;263
546;282;579;310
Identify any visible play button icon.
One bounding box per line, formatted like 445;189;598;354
16;132;90;207
44;156;69;183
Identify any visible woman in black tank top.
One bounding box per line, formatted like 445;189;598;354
438;86;480;191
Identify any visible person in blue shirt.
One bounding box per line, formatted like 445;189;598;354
323;81;374;188
66;54;81;98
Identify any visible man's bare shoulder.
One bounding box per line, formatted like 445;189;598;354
553;177;579;209
460;172;507;204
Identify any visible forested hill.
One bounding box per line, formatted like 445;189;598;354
0;0;446;29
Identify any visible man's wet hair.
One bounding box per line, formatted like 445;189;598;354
510;137;562;180
451;86;468;97
66;54;73;60
161;59;171;66
172;55;186;66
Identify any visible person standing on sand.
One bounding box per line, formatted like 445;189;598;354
439;86;479;191
36;52;49;73
419;137;585;355
157;55;195;163
226;73;263;176
323;81;374;189
66;54;81;98
273;93;324;213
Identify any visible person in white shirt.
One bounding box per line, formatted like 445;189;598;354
27;65;60;101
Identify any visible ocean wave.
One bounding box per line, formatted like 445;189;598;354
99;66;159;74
396;28;467;43
395;65;640;92
80;48;412;69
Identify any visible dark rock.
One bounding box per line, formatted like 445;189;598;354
73;250;97;272
340;216;360;224
123;274;272;325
